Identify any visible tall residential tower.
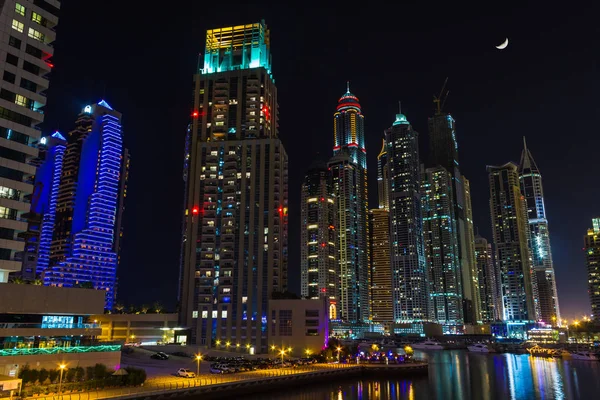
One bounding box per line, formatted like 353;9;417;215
329;84;369;323
179;21;289;351
300;162;337;319
488;162;535;323
585;218;600;323
519;138;560;324
0;0;60;282
385;113;428;322
474;234;500;322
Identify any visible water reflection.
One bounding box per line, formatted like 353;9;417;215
237;351;600;399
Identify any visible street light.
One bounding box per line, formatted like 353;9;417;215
336;347;342;362
58;364;66;395
216;340;221;347
280;349;286;364
305;349;312;357
195;354;202;376
226;341;231;349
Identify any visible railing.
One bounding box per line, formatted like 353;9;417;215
0;345;121;357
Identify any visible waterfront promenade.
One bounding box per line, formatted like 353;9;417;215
24;363;427;400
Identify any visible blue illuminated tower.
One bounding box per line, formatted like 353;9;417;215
519;138;560;324
329;84;369;323
385;113;428;322
42;101;128;310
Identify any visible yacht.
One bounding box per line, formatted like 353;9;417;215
412;340;445;350
467;343;494;353
570;351;599;361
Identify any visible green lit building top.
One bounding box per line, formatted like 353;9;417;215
202;20;272;77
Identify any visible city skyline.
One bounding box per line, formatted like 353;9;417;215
38;3;598;319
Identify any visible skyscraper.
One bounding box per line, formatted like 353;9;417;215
585;218;600;323
421;166;462;330
329;84;369;323
369;208;392;326
41;101;128;311
427;107;480;323
519;138;560;324
488;162;535;322
377;139;389;211
300;162;337;319
0;0;60;282
179;21;288;351
18;131;66;280
385;113;428;322
474;234;500;322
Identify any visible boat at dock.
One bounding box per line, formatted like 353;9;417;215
412;340;445;350
467;343;494;353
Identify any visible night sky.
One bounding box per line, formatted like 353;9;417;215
42;2;599;320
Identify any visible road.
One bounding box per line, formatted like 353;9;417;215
26;363;357;400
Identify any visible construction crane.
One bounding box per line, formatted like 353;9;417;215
433;77;450;115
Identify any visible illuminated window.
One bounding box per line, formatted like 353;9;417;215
212;311;217;318
28;28;45;42
201;311;208;319
14;94;27;107
242;296;247;304
192;311;198;318
221;310;227;318
223;288;231;293
15;3;25;16
12;19;24;33
31;12;42;24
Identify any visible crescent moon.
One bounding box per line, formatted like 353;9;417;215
496;38;509;50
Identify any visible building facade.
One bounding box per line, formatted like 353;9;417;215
427;111;480;324
474;234;500;322
0;283;120;376
40;101;128;311
93;313;180;345
421;166;463;331
385;113;428;322
585;218;600;323
300;162;337;318
0;0;60;282
329;85;369;323
369;208;392;326
18;131;66;280
376;139;389;211
519;138;560;324
488;162;535;322
179;21;289;353
268;298;329;358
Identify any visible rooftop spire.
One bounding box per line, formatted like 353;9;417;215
346;81;350;93
399;101;402;114
519;136;540;173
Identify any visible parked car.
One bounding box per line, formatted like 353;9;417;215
177;368;196;378
171;351;192;358
209;366;224;374
151;352;169;360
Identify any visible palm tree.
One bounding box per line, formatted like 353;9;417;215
153;302;163;314
10;276;24;284
114;303;125;314
140;305;149;314
32;279;43;286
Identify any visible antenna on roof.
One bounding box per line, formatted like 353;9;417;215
346;81;350;93
399;101;402;114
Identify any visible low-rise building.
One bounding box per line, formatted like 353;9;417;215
92;313;179;345
0;284;121;377
268;298;328;357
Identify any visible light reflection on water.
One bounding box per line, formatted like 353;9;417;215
236;350;600;399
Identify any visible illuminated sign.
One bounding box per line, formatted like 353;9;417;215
40;137;47;145
84;105;92;113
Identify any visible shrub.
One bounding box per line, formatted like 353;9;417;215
124;367;147;386
48;369;59;384
38;368;49;384
28;369;39;384
93;363;108;380
65;368;76;382
85;366;94;381
18;365;31;383
74;367;85;381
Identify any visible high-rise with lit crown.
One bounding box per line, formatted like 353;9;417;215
41;101;128;311
300;161;337;319
0;0;60;282
179;21;288;351
585;218;600;323
488;162;535;322
385;112;428;322
519;138;560;324
328;83;369;323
